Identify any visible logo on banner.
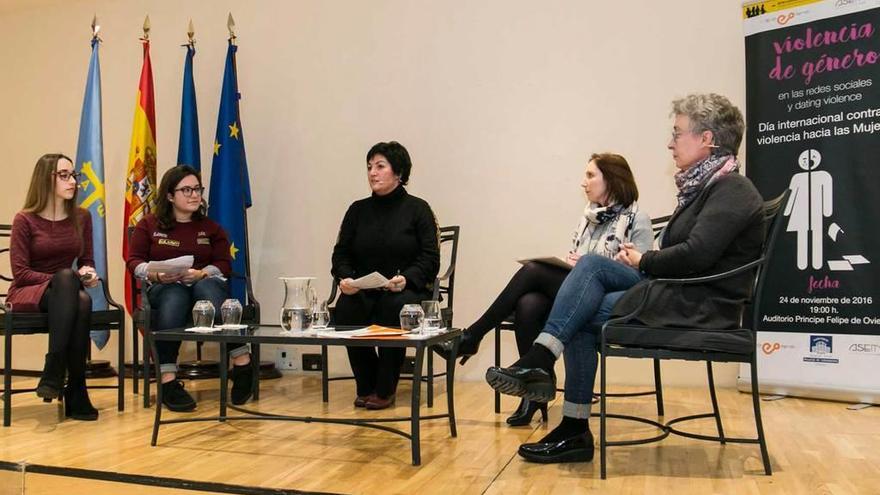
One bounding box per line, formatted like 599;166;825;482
835;0;867;9
761;341;796;355
804;335;839;363
849;343;880;355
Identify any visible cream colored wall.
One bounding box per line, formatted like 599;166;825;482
0;0;748;386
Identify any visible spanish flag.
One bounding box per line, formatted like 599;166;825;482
122;38;158;314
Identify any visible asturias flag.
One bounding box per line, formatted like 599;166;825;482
177;43;200;171
122;39;158;314
74;37;110;348
208;41;252;303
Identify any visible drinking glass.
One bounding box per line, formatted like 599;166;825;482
421;300;442;334
221;299;243;326
312;299;331;330
192;300;216;329
399;304;425;334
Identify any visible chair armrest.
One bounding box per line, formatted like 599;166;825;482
436;262;456;283
602;257;765;332
98;278;125;312
326;277;340;307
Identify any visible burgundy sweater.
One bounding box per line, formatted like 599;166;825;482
7;209;94;312
126;214;232;277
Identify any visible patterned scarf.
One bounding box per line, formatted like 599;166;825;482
674;154;740;210
572;203;638;259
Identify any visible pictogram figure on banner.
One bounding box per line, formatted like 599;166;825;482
784;149;870;271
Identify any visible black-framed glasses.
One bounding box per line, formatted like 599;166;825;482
53;171;82;182
174;185;206;197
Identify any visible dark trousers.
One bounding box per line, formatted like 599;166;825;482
468;261;568;355
38;269;91;385
334;288;429;399
147;277;246;373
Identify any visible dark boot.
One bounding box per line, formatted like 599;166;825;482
36;352;66;401
63;383;99;421
230;363;255;405
506;398;548;426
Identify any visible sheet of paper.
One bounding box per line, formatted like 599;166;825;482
184;326;218;333
517;256;572;271
349;271;391;289
146;255;194;275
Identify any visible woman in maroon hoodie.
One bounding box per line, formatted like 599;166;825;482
127;165;253;412
8;153;100;420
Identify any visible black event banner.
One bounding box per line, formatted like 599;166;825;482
745;2;880;335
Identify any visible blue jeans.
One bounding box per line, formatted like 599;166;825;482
532;254;645;418
147;277;248;373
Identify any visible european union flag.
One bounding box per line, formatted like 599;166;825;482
208;41;252;303
74;38;109;348
177;44;200;171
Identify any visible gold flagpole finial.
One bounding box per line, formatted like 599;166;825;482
227;13;236;42
187;19;195;45
91;15;101;40
142;15;151;41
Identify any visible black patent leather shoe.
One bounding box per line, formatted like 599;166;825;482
518;432;594;463
506;398;548;426
433;331;481;364
485;366;556;402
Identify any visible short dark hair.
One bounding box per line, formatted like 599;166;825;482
155;165;206;230
366;141;412;185
590;153;639;207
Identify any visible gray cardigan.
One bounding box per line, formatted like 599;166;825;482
611;173;765;329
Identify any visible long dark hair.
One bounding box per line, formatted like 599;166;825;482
23;153;83;241
155;165;206;230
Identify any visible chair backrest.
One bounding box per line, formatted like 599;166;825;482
749;189;792;330
0;224;12;303
650;215;670;248
434;225;460;327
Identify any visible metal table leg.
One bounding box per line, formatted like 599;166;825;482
410;345;425;466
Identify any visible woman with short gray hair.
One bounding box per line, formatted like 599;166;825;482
485;93;766;464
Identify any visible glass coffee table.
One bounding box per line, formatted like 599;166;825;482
146;325;462;465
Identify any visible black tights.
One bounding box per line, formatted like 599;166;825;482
468;262;568;356
38;269;92;385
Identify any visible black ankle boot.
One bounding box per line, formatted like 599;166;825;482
63;383;99;421
506;399;548;426
230;362;255;405
433;330;482;364
36;352;66;401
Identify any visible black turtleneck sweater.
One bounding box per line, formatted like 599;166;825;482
331;186;440;293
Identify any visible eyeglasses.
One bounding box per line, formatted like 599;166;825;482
671;128;698;142
53;171;81;182
174;186;206;197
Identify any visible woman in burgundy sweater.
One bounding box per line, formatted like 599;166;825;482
127;166;253;412
8;153;100;421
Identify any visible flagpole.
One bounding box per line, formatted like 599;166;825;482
227;13;251;285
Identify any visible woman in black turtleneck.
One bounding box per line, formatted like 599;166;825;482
331;141;440;410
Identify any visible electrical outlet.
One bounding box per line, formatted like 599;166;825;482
302;353;322;371
275;347;299;370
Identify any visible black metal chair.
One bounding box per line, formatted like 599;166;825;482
127;225;261;408
320;225;460;407
491;216;670;415
596;190;789;479
0;223;125;427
